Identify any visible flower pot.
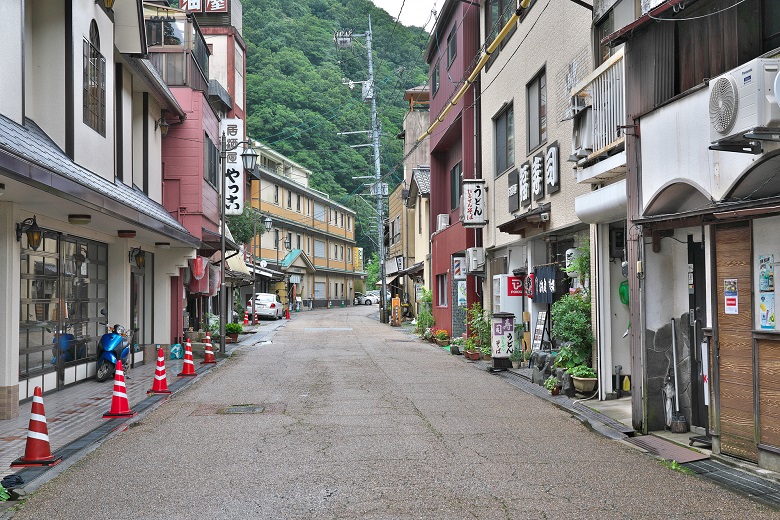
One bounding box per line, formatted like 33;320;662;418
435;338;450;347
511;360;522;369
572;376;597;393
466;350;480;361
482;353;492;362
551;387;560;396
228;333;239;343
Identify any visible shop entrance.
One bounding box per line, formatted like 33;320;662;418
714;222;757;462
19;233;108;397
688;235;707;429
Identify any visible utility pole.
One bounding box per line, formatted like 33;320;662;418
335;15;388;321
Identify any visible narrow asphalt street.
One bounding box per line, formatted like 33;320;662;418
8;306;779;519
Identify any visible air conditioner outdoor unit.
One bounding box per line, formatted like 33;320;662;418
571;106;593;158
466;247;485;273
709;58;780;144
436;213;449;231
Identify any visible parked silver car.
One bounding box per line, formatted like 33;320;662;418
248;293;284;320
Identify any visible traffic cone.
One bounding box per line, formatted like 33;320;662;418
11;386;62;467
177;338;197;377
243;311;249;325
285;308;291;320
201;332;216;364
147;347;172;395
102;360;137;419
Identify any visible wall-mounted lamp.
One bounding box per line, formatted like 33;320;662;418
129;247;145;268
101;0;116;9
155;117;170;137
263;215;273;230
68;214;92;225
155;242;171;249
118;230;136;238
16;215;43;251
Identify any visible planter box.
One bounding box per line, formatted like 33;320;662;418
465;350;480;361
435;338;450;347
572;376;597;393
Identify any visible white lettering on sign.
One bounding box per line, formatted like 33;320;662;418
220;118;245;216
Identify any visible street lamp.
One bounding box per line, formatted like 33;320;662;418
219;135;258;355
261;215;291;303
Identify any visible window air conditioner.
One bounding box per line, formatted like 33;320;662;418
436;213;449;231
709;58;780;144
466;247;485;273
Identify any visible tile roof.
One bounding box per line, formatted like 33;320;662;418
0;114;194;241
411;168;430;195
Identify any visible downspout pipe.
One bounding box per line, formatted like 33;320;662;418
417;0;533;143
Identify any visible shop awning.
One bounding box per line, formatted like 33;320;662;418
497;203;551;236
574;180;627;224
398;261;424;277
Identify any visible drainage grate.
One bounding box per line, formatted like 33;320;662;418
220;404;265;414
626;435;709;463
683;459;780;507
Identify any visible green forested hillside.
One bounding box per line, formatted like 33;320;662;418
241;0;430;253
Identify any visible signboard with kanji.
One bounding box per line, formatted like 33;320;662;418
205;0;228;12
532;152;545;201
220;118;245;216
507;276;524;296
533;265;559;304
491;313;516;358
546;142;560;194
511;142;559;209
462;179;486;227
508;168;519;213
520;161;531;207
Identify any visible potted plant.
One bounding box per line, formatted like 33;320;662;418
464;336;481;361
569;365;598;393
449;337;463;356
544;375;561;396
466;303;491;349
433;329;450;347
480;342;492;362
225;322;243;343
509;348;523;369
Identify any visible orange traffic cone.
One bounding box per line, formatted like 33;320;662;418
177;338;197;377
148;347;172;395
103;360;137;419
285;308;291;320
11;386;62;467
243;311;249;325
201;332;216;364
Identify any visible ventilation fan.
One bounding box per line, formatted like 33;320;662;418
709;76;738;136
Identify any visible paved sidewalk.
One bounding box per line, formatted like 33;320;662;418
0;322;282;485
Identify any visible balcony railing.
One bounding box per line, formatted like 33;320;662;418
570;47;625;161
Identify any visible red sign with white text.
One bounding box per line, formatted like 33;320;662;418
507;276;524;297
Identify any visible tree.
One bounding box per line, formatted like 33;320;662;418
226;207;267;246
365;252;379;288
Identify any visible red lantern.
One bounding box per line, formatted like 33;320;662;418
190;257;208;280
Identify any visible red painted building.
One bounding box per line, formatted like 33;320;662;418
425;0;481;338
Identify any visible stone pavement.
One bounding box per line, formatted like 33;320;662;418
0;322;282;486
3;310;780;516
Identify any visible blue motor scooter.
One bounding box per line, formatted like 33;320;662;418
50;326;86;365
95;323;133;382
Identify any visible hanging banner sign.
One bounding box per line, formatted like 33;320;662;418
462;179;486;227
533;265;559;304
221;118;245;216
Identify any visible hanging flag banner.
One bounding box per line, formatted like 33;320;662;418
533;265;559;304
462;179;486;227
221;118;245;216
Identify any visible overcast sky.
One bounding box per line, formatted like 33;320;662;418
371;0;439;29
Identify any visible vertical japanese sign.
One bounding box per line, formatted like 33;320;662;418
507;169;520;213
701;340;709;406
491;313;515;358
354;247;364;271
519;161;531;207
531;152;545;201
462;179;486;227
724;279;738;315
545;142;560;194
220;118;245;216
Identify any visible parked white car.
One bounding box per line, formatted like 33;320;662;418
354;292;379;305
248;293;284;320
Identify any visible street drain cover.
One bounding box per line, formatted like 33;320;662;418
220;404;264;414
